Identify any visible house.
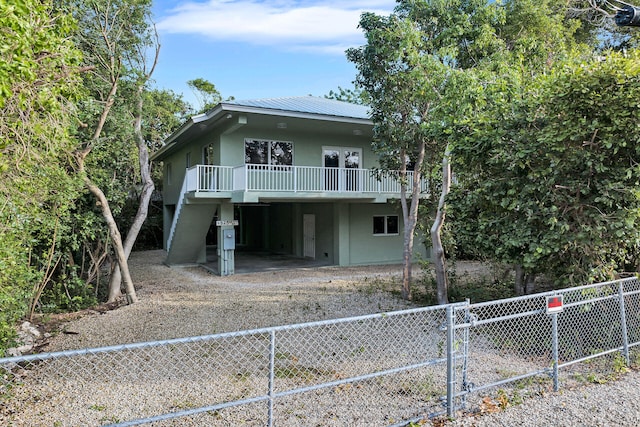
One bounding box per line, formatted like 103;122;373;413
150;96;428;275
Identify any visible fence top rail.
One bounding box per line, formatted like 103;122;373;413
462;277;636;311
0;302;466;366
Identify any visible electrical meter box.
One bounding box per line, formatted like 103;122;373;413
222;228;236;250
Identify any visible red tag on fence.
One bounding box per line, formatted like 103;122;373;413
547;295;563;314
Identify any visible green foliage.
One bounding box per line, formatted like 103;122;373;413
345;0;499;301
187;77;222;113
416;261;515;305
325;86;370;105
0;0;191;355
143;88;191;152
347;5;462;168
0;0;85;354
451;50;640;288
40;275;97;313
0;231;36;355
187;77;234;114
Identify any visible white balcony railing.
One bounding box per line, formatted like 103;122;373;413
184;165;234;192
185;164;428;194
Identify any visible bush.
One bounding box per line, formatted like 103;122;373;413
0;232;35;356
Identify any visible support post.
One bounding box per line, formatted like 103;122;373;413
619;281;630;365
267;330;276;427
446;304;456;418
217;202;235;276
552;312;559;392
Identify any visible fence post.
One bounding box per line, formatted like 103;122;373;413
446;304;456;418
460;300;471;410
552;312;559;392
267;331;276;427
618;281;630;365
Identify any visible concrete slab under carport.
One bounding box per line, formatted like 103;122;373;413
202;248;333;275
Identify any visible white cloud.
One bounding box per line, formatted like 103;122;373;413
156;0;395;54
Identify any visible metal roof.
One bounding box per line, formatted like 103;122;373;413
225;96;370;120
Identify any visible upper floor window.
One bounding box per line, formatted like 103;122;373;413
245;139;293;166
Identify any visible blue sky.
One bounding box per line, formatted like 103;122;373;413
151;0;395;108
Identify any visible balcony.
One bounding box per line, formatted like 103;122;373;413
182;164;428;197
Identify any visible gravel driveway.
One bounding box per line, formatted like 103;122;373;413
44;250;421;351
5;250;640;426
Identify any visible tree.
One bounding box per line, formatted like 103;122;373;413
347;0;503;303
142;89;191;153
64;0;164;303
450;50;640;293
187;77;225;113
325;86;370;105
105;36;161;302
348;13;434;301
441;0;638;295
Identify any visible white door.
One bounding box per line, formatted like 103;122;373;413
303;214;316;259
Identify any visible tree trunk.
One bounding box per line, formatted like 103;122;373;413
399;141;427;300
85;178;139;304
75;72;138;304
431;144;451;305
525;273;536;295
107;79;156;302
401;215;415;301
104;36;160;302
515;264;526;296
514;265;536;295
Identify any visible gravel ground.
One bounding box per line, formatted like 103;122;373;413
43;250;421;351
3;250;640;426
445;368;640;427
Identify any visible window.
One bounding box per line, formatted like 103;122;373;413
322;147;361;169
166;163;172;186
245;139;293;166
186;152;191;168
373;215;399;235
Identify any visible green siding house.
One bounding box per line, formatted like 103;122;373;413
151;96;428;275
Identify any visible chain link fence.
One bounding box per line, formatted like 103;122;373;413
0;305;458;426
1;277;639;426
451;276;640;414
